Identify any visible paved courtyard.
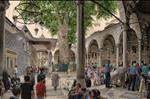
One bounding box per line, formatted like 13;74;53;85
1;73;146;99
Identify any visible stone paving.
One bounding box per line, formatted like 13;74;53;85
99;87;146;99
1;72;147;99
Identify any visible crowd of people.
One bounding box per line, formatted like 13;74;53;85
68;80;105;99
67;61;114;99
85;61;114;88
69;60;150;99
0;66;49;99
125;61;150;98
85;65;103;86
1;61;150;99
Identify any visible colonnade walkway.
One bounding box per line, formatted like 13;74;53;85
2;72;146;99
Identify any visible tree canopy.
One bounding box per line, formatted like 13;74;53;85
18;0;117;44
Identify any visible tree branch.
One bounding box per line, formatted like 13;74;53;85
91;0;124;24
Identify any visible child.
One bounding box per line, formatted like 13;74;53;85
139;74;146;98
10;87;21;99
36;77;46;99
86;89;96;99
20;75;34;99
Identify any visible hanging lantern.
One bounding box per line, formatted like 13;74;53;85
13;15;17;26
34;28;39;35
39;21;44;30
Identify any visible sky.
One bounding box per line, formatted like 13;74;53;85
6;1;120;38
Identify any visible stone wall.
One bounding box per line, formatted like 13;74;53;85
5;31;30;75
30;45;37;66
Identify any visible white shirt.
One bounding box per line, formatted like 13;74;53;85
14;67;18;73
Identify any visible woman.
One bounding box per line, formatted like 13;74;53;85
2;71;10;92
51;71;60;90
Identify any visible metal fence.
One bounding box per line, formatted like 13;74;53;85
53;64;69;72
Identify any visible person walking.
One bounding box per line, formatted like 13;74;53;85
51;70;60;90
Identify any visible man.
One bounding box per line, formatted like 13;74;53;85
26;66;35;89
104;60;112;88
135;63;141;90
20;76;34;99
128;62;137;91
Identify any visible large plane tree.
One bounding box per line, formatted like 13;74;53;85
18;0;117;64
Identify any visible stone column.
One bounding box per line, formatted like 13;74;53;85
93;53;95;64
98;48;102;67
87;52;89;66
123;23;127;67
0;1;9;74
89;53;91;65
76;0;86;87
138;39;141;66
47;50;51;67
94;53;95;64
28;52;31;66
40;52;42;66
116;44;119;67
95;53;98;63
47;50;52;72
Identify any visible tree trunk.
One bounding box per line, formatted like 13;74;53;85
76;0;86;87
58;22;70;64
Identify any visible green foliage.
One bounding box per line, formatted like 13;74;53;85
19;0;117;44
95;0;117;19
